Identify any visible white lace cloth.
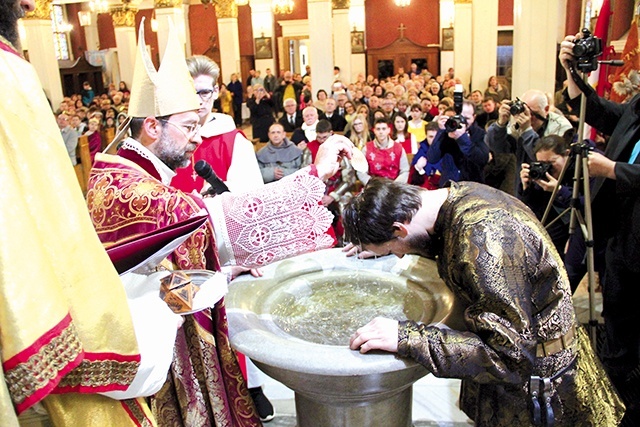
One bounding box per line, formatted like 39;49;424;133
205;167;334;268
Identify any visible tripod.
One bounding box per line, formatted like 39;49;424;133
541;64;598;347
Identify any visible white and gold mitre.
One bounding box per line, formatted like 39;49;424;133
128;17;200;118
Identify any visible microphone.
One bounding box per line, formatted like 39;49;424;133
194;160;229;195
598;60;625;66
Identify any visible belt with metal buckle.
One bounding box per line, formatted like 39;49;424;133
536;325;577;358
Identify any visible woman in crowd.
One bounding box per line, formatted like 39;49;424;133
247;83;275;142
343;100;357;130
315;89;328;112
392;111;418;155
214;83;234;117
344;113;373;150
118;81;130;97
484;75;510;103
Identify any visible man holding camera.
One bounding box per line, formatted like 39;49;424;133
427;99;489;186
486;89;574;191
560;33;640;424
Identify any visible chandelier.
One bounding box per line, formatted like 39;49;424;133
394;0;410;6
272;0;294;14
90;0;109;13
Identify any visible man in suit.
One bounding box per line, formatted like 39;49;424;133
278;97;303;132
323;98;347;132
561;34;640;425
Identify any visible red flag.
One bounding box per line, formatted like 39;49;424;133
610;18;640;103
587;0;611;97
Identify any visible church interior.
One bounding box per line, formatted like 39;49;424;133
10;0;640;425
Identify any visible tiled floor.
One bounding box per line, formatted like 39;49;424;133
260;277;601;427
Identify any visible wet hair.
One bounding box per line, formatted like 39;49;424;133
343;178;423;245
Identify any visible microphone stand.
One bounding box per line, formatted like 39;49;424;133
541;63;598;348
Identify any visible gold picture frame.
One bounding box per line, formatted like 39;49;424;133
351;31;365;54
442;28;454;51
255;37;273;59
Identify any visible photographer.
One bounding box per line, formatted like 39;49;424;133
519;135;597;293
427;100;489;186
485;89;574;191
561;33;640;424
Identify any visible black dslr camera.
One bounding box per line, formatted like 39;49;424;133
573;28;602;73
529;162;552;180
445;84;467;133
509;98;526;115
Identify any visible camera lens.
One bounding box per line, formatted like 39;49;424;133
573;42;587;57
445;116;463;133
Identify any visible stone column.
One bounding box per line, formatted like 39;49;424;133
308;0;333;95
81;9;101;51
332;0;351;84
349;0;365;82
110;5;137;89
215;0;241;83
22;0;64;108
249;0;276;74
453;0;472;89
155;0;186;58
511;0;560;98
471;0;497;92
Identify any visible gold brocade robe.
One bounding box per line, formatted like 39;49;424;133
0;41;153;425
398;182;624;426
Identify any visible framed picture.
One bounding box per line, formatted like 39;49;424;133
441;28;454;51
351;31;365;54
254;37;273;59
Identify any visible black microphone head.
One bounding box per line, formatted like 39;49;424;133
194;160;213;179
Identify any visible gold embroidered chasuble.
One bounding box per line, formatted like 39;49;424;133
397;182;624;426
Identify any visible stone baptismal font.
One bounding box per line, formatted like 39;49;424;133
226;248;453;427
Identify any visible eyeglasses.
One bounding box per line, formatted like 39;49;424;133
353;122;363;126
158;119;201;139
196;87;217;101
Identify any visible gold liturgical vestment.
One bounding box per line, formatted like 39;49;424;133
397;182;624;426
0;40;154;426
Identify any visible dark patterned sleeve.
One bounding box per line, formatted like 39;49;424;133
398;210;541;385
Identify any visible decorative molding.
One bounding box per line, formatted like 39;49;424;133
23;0;52;20
155;0;182;8
215;0;238;19
332;0;350;9
110;6;138;27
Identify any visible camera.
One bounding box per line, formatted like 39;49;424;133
445;84;467;133
509;98;526;115
529;162;552;180
572;28;602;72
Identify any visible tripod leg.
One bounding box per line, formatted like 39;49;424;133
581;155;598;348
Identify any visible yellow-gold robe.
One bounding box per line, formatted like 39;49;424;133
0;38;153;426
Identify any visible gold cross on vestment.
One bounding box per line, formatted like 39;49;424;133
398;23;406;39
